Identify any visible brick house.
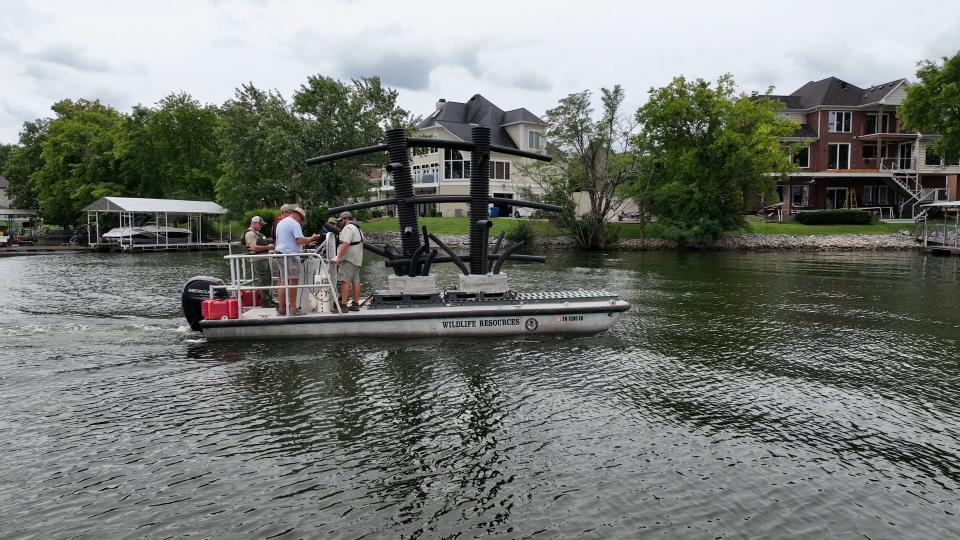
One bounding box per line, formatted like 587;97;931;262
769;77;960;219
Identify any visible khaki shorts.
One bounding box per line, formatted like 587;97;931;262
278;256;302;281
337;261;360;283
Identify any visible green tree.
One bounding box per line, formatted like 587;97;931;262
0;143;12;172
900;52;960;160
216;83;304;213
521;85;639;250
124;93;222;200
217;76;412;219
32;99;129;227
292;75;413;216
633;75;796;244
2;119;49;209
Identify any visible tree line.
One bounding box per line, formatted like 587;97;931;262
3;51;957;247
527;74;799;248
0;75;413;228
532;51;960;249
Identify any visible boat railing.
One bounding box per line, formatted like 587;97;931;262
213;233;342;317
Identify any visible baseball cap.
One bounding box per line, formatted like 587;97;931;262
338;211;353;220
280;203;293;212
251;215;263;224
292;207;307;219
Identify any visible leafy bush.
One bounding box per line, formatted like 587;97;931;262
353;209;370;222
370;209;384;219
506;220;537;244
795;209;872;225
565;217;620;250
243;208;280;226
655;217;725;246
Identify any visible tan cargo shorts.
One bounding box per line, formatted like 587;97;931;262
337;261;360;283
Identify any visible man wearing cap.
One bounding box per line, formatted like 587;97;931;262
331;211;364;311
271;204;293;241
274;206;321;315
243;216;277;308
321;217;338;236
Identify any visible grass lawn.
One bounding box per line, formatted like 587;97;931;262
359;217;565;237
357;217;911;239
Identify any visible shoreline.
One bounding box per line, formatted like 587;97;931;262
363;232;920;252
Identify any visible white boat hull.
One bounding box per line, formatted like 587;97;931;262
200;299;629;341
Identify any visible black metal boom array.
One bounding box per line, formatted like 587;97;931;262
306;126;559;277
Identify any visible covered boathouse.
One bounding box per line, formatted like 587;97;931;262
83;196;230;251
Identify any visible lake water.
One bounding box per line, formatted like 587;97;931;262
1;250;959;539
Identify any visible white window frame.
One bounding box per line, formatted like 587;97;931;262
528;131;542;151
827;143;851;170
488;160;512;180
828;111;852;133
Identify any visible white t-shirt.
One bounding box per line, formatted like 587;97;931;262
338;223;364;266
274;216;304;254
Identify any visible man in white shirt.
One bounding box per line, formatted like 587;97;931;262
331;211;364;311
273;207;320;315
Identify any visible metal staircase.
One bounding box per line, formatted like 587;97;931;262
881;162;931;220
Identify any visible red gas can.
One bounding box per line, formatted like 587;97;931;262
239;290;261;307
201;299;218;320
226;298;240;319
205;300;231;320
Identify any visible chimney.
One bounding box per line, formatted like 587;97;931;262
436;98;446;110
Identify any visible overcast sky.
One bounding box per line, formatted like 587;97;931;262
1;0;959;143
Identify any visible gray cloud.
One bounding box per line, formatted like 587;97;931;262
484;69;552;92
335;50;447;90
31;43;111;73
291;27;552;92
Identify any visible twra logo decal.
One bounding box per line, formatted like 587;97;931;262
524;318;539;332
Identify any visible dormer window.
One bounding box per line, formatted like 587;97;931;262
528;131;542;151
827;111;852;133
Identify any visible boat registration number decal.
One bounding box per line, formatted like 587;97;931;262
555;315;584;323
525;318;538;332
441;318;521;329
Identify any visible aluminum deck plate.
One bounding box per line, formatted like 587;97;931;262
515;290;617;301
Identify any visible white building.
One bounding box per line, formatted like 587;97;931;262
372;95;548;217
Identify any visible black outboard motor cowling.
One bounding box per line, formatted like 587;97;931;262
181;276;227;331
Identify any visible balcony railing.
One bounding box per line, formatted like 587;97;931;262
864;157;914;171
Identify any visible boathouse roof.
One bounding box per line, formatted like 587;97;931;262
82;197;229;215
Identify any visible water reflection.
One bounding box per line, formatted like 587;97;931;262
1;250;959;538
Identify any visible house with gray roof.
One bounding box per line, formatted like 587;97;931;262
767;76;960;219
372;95;548;217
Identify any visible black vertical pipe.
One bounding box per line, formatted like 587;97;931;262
468;126;491;274
386;128;421;256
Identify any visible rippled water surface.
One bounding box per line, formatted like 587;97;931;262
2;250;959;539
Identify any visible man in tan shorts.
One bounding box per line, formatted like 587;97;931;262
331;211;364;311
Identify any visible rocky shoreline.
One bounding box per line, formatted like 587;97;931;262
363;231;921;252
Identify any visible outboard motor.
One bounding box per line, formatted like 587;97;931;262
181;275;227;331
